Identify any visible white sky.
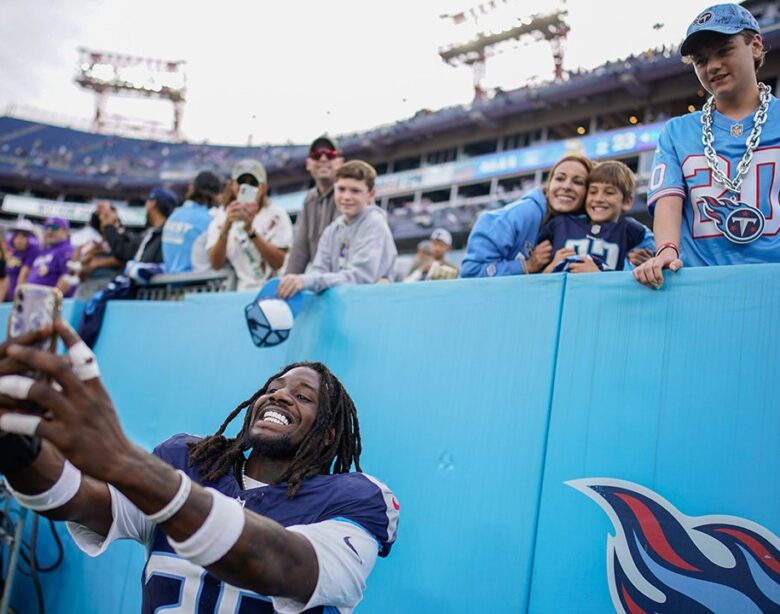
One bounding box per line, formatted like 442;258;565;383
0;0;712;146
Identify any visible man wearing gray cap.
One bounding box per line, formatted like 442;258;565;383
207;159;293;291
284;135;344;275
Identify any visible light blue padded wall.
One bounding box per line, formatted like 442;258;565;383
7;274;565;613
528;265;780;612
3;266;779;613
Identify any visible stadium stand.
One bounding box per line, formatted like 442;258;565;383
0;4;777;253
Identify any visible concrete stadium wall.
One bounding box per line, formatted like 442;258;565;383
2;265;779;613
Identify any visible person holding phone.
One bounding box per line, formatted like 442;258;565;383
207;159;293;292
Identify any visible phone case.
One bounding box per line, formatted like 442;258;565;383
8;284;63;355
237;184;259;204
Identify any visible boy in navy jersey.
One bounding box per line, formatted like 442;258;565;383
634;3;780;288
538;160;653;273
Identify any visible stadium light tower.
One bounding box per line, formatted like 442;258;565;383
439;2;570;101
75;48;187;140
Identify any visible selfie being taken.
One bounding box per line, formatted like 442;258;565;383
0;1;778;612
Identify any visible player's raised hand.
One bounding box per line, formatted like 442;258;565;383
632;249;683;289
0;320;134;483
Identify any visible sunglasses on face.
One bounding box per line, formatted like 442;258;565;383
44;224;62;231
308;148;339;161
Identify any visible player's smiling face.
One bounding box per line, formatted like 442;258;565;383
691;33;762;100
586;182;630;224
248;367;321;451
546;160;588;214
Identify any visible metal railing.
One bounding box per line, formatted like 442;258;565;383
134;269;236;301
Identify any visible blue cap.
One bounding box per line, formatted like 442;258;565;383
148;187;178;212
681;4;760;56
244;279;305;348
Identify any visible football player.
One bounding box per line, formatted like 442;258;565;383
0;323;398;613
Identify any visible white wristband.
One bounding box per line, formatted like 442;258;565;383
168;488;245;567
145;470;192;524
68;341;101;381
5;460;81;511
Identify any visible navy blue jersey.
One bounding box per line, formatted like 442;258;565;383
538;214;648;271
141;434;398;613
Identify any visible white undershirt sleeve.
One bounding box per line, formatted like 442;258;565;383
66;484;155;556
271;519;380;614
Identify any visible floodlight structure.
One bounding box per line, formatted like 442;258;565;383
75;48;187;140
440;3;570;101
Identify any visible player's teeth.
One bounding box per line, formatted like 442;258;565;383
262;410;290;425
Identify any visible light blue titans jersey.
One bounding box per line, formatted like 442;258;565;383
648;94;780;266
162;200;213;273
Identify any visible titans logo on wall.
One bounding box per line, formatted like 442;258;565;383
698;196;766;244
567;478;780;613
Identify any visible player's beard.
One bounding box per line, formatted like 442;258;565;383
247;432;301;460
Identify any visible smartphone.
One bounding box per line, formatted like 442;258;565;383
237;184;259;204
8;284;62;378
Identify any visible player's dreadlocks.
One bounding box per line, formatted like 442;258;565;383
187;361;362;498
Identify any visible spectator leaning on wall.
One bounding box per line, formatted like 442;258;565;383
162;171;222;273
285;135;344;275
537;160;655;273
207;159;293;292
634;3;780;288
460;154;593;278
277;160;397;298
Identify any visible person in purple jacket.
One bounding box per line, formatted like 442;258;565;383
26;217;76;297
4;219;41;301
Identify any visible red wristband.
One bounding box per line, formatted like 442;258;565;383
654;242;679;258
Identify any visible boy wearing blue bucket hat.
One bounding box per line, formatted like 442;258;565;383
634;3;780;288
